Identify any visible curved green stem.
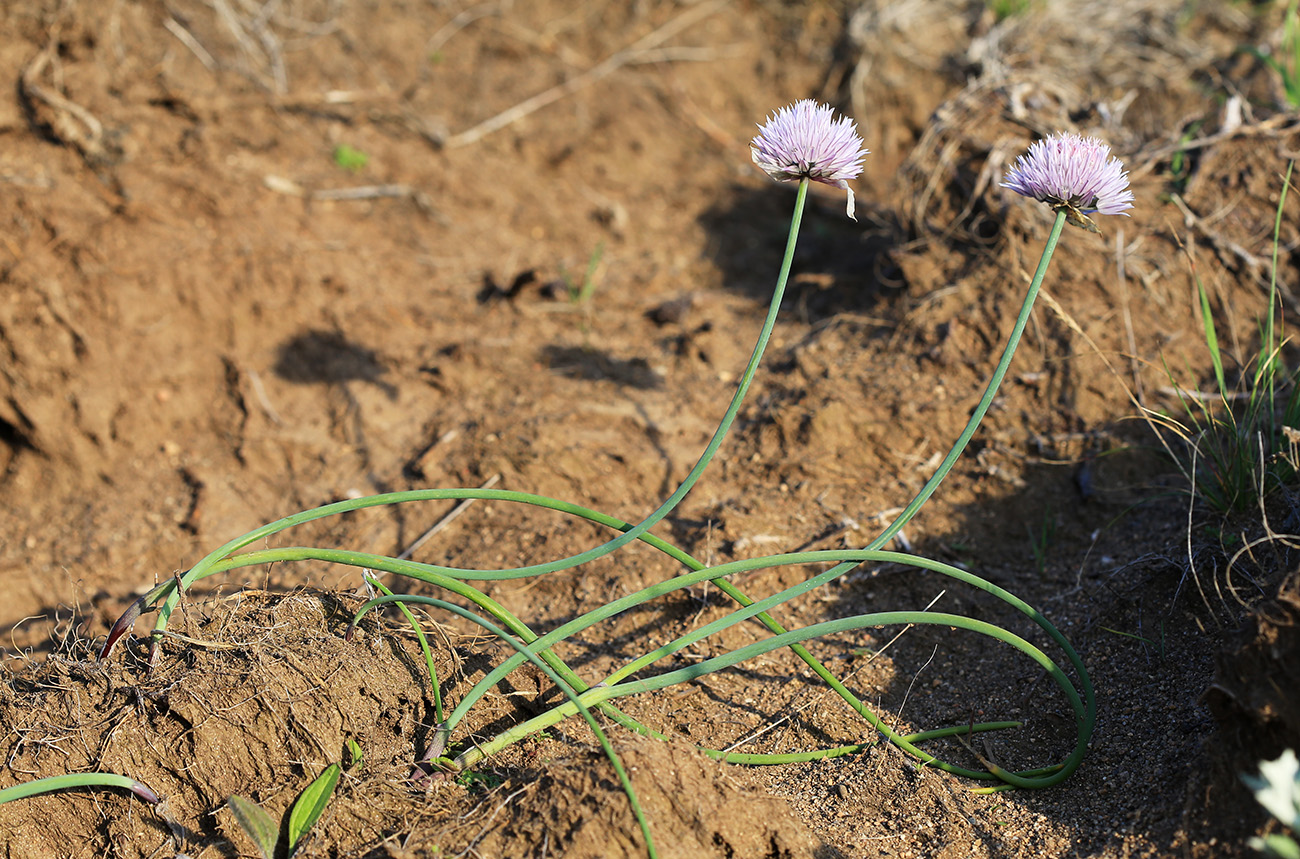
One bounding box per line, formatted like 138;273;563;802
194;546;591;701
340;544;1091;786
0;773;159;805
365;576;444;724
352;593;1030;775
439;545;1090;741
388;596;655;859
134;499;1091;785
453;609;1083;788
166;543;682;758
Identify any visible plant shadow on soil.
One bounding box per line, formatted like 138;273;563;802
698;184;905;321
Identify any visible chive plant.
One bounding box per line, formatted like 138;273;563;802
86;106;1139;853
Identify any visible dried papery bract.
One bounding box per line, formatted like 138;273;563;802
751;99;868;220
1001;132;1134;233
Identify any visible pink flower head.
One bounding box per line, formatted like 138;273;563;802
1001;132;1134;232
751;99;868;220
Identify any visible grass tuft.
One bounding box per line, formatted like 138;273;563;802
1151;162;1299;515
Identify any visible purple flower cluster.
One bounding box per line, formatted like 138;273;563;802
751;99;868;220
1001;132;1134;231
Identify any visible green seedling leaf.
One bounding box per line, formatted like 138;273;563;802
1098;626;1155;647
345;738;364;771
562;242;606;305
455;769;503;793
332;144;369;174
576;241;605;305
1168;123;1200;190
287;763;341;855
228;795;278;859
988;0;1032;20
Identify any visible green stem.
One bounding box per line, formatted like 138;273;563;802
198;546;589;701
389;596;656;859
453;609;1083;788
339;544;1090;785
171;503;1090;785
0;773;159;805
865;208;1067;552
365;576;444;724
179;543;677;758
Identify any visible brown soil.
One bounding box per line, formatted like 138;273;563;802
2;1;1300;857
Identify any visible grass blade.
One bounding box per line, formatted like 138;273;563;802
1195;275;1226;396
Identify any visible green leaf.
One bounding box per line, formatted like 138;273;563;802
287;764;341;855
0;773;159;806
332;145;369;174
228;795;278;859
1195;276;1226;397
345;738;364;771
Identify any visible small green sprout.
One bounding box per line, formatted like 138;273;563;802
345;737;364;770
1167;121;1203;195
988;0;1033;20
565;242;605;306
332;145;369;174
455;769;504;793
1027;506;1055;577
1098;624;1165;660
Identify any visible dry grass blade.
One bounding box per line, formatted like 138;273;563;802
164;16;218;71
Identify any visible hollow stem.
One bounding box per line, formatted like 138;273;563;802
866;209;1068;551
454;609;1085;788
395;596;656;859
